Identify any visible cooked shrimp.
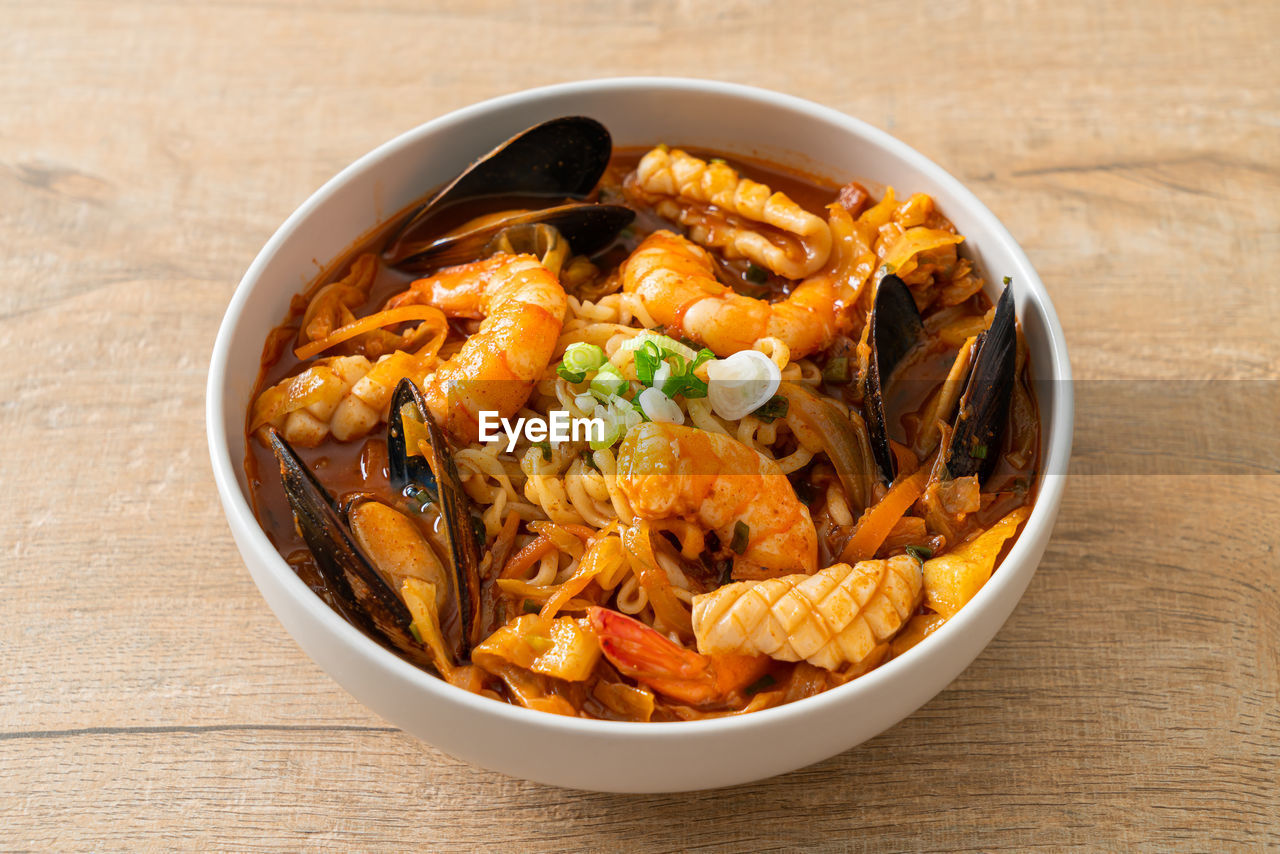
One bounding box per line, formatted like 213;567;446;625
616;422;818;577
692;556;923;670
588;606;768;706
388;252;567;442
622;230;848;358
625;147;831;278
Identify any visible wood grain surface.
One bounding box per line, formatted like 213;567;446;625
2;1;1277;850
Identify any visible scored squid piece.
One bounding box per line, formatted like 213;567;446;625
626;146;832;278
691;555;924;671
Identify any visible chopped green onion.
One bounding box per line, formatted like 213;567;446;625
822;355;852;384
717;559;734;586
409;623;424;643
745;673;777;695
618;331;698;362
533;440;552;461
522;600;541;614
745;263;769;284
633;340;662;386
905;545;934;563
559;342;606;382
729;520;750;555
971;441;988;460
556;364;586;383
589;419;625;451
589;362;627;398
752;394;789;423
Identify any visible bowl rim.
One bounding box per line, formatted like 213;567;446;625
207;75;1073;738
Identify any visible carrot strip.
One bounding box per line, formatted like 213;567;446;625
294;305;448;360
560;524;599;542
840;466;930;563
501;536;555;579
541;536;620;619
889;441;918;478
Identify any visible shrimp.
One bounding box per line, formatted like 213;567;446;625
625;147;832;279
692;556;923;671
387;252;567;442
621;230;850;359
588;607;768;706
616;422;818;577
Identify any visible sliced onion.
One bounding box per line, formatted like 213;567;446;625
706;350;781;421
638;387;685;424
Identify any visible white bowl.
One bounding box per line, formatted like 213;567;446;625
207;78;1072;792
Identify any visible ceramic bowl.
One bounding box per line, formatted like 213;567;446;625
207;77;1072;792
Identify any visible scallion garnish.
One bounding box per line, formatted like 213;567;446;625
905;545;934;563
633;340;662;386
822;355;852;384
971;441;988;460
557;342;606;383
589;362;627;398
729;520;750;554
752;394;789;423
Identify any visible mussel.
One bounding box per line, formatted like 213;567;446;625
267;427;436;670
863;274;926;482
862;274;1017;484
383;115;634;272
268;377;484;670
385;378;482;651
941;286;1016;483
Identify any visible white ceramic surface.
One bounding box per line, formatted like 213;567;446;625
207;78;1073;793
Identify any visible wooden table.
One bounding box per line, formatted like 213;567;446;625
3;1;1276;849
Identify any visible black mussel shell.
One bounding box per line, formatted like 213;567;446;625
384;378;483;654
384;115;614;257
267;428;437;671
388;202;633;272
863;274;926;482
944;286;1017;484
